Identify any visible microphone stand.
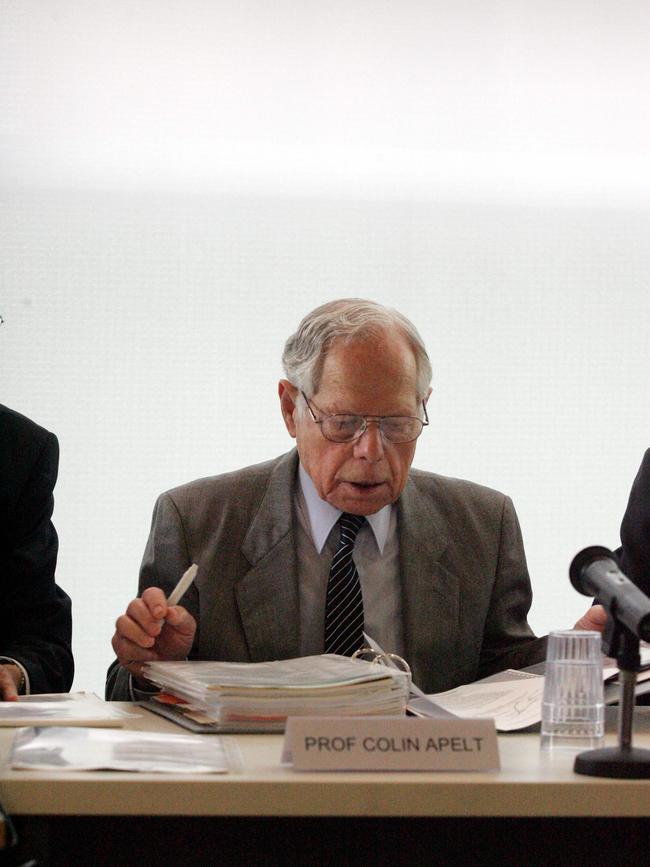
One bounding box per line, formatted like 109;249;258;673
574;610;650;777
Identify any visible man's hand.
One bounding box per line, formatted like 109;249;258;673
112;587;197;686
0;663;23;701
574;603;608;633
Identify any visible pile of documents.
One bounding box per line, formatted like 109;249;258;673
0;692;136;727
142;654;410;732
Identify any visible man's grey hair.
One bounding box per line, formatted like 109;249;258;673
282;298;433;399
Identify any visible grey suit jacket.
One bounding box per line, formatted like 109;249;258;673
106;449;546;699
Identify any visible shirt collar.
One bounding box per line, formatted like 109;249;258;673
298;463;392;555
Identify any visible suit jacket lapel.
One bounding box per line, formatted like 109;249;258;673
398;475;461;692
235;450;302;661
232;455;463;687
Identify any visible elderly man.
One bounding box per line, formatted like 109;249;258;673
107;298;598;700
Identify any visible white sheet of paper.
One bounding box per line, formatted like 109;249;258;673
426;646;650;732
427;675;544;731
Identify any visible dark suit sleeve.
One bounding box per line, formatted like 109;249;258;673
477;495;547;677
2;431;74;693
618;449;650;596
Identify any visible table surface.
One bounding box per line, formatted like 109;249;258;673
2;704;650;818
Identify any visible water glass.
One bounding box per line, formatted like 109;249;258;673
540;630;604;751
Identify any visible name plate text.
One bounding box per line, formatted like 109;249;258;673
283;716;499;771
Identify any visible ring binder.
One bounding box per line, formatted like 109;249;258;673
140;655;410;732
352;647;412;692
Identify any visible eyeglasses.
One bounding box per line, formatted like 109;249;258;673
301;392;429;444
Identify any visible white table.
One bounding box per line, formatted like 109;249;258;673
1;705;649;865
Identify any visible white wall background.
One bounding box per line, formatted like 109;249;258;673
1;1;649;695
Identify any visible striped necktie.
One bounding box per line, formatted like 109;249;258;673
324;513;366;656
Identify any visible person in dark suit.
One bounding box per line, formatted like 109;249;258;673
0;405;74;699
107;298;601;701
572;453;650;640
618;450;650;596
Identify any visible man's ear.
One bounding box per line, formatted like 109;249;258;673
278;380;299;438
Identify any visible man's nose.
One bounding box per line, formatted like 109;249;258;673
353;420;384;461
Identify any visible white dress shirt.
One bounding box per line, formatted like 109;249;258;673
296;464;405;658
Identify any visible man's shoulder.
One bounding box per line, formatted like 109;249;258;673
408;466;508;509
160;451;295;507
0;404;56;450
0;406;58;500
636;449;650;481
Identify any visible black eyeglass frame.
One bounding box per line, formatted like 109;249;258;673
301;391;429;444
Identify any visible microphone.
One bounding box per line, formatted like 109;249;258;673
570;545;650;642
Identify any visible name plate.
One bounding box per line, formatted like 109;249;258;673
283;716;499;771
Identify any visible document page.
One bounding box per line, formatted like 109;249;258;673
426;671;544;731
423;646;650;731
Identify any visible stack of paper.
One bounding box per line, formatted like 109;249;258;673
0;692;136;728
142;654;409;732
